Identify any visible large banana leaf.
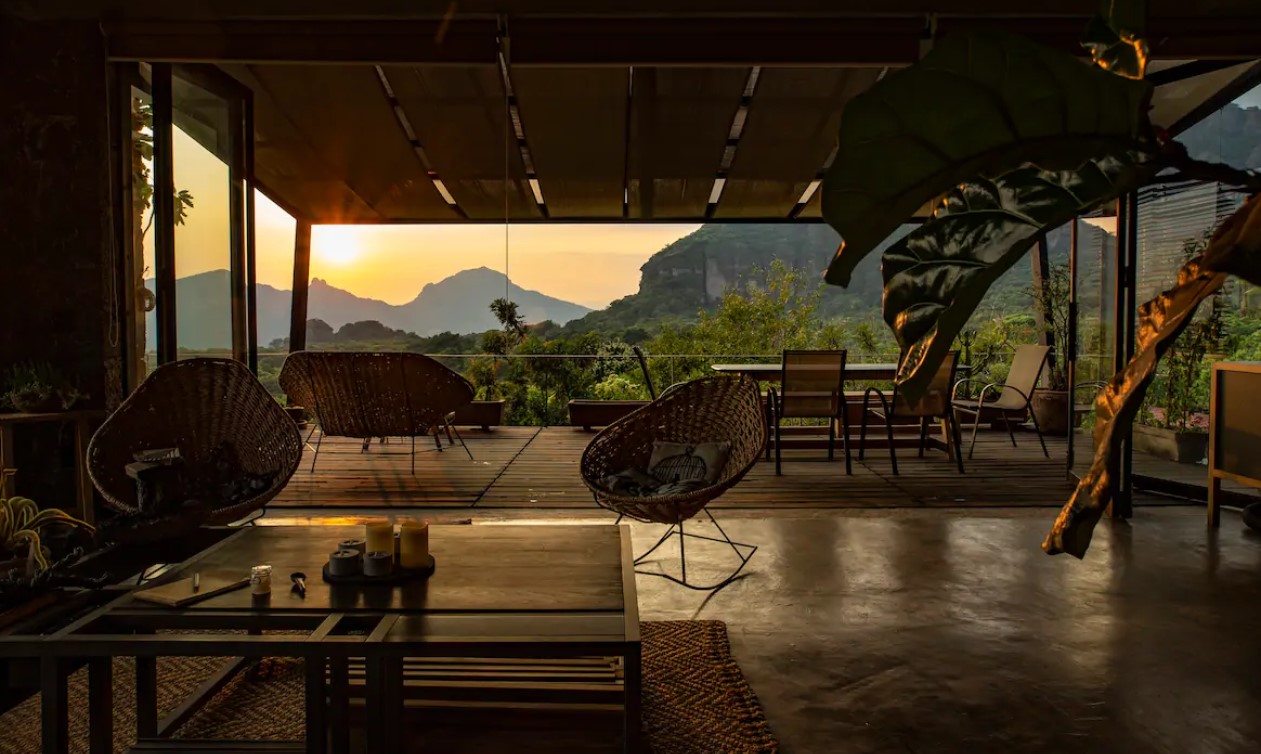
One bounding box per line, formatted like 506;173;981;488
1045;195;1261;558
882;152;1156;399
821;29;1153;287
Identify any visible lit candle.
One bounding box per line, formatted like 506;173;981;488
365;520;394;555
399;520;429;569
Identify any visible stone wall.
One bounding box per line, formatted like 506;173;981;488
0;16;114;406
0;15;115;506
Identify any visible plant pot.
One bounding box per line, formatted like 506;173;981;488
451;400;505;430
1132;423;1208;464
8;393;64;413
1032;389;1071;436
567;399;650;430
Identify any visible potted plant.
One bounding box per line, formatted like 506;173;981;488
2;363;84;414
0;489;100;613
1029;264;1072;435
1133;234;1222;463
452;298;522;430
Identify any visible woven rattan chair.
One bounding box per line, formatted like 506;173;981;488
952;344;1051;459
581;376;767;590
859;352;965;474
279;351;475;473
87;358;303;528
767;350;853;476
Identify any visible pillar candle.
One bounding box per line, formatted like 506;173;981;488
399;521;429;569
365;521;394;555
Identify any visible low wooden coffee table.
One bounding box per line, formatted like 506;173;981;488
1;524;641;754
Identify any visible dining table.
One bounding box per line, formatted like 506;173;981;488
711;362;902;382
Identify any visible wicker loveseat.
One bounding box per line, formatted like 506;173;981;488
279;351;475;471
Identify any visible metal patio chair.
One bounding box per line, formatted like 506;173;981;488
951;344;1051;459
767;349;852;475
859;351;965;474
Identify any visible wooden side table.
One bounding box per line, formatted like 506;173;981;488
0;410;106;525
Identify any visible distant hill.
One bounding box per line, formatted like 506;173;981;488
149;267;591;349
561;220;1113;337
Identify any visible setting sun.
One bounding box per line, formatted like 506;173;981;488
312;225;364;267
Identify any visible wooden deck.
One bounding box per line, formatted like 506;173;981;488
269;425;1241;511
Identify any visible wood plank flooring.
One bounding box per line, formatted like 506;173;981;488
269;425;1204;510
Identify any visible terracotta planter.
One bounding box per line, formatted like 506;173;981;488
1132;423;1208;464
451;400;505;430
568;399;649;430
1032;389;1071;436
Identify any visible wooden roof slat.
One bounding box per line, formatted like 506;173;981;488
511;68;629;218
627;68;748;219
716;67;881;218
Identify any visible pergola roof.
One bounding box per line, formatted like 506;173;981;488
29;0;1260;223
214;57;1261;224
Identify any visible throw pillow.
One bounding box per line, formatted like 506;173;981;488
648;441;731;486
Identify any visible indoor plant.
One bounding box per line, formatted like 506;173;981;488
1133;234;1223;463
2;362;83;413
820;0;1261;556
1029;264;1073;435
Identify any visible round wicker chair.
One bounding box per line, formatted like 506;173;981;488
581;376;767;590
87;358;303;531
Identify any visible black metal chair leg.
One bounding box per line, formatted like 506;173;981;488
839;407;853;476
1002;412;1018;447
410;435;416;476
1027;407;1050;458
949;413;966;474
447;421;475;460
633;513;757;591
858;395;870;460
827;419;836;461
918;417;929;458
884;415;899;475
309;431;324;474
766;416;776;476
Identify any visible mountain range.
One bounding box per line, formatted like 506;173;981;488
150;267;591;349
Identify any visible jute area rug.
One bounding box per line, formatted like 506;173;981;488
0;620;778;754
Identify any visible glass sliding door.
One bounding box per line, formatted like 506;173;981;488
136;63;251;370
170;66;248;361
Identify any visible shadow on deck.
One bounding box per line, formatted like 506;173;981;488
269;425;1235;511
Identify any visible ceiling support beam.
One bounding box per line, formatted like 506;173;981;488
498;22;547;219
705;67;760;219
374;66;468;219
104;17;1261;66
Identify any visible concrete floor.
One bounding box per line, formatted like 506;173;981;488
266;505;1261;753
635;507;1261;754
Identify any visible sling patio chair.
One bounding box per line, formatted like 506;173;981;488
859;351;965;475
581;376;767;590
767;349;853;476
951;344;1051;460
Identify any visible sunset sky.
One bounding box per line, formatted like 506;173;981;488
166;129;697;310
164;83;1261;310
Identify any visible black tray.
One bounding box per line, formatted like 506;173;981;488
321;555;435;585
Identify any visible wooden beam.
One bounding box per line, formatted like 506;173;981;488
228;94;248;364
289;219;312;355
105;19;498;64
245;93;259;373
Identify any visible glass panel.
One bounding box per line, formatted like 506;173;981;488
1130;81;1261;501
129;85;156;381
170;72;234;358
254;190;296;400
1071;214;1120;480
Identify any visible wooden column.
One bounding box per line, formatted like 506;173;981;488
289;219;313;353
1031;234;1053;348
245;95;259;373
151;63;178;365
229;95;248;364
